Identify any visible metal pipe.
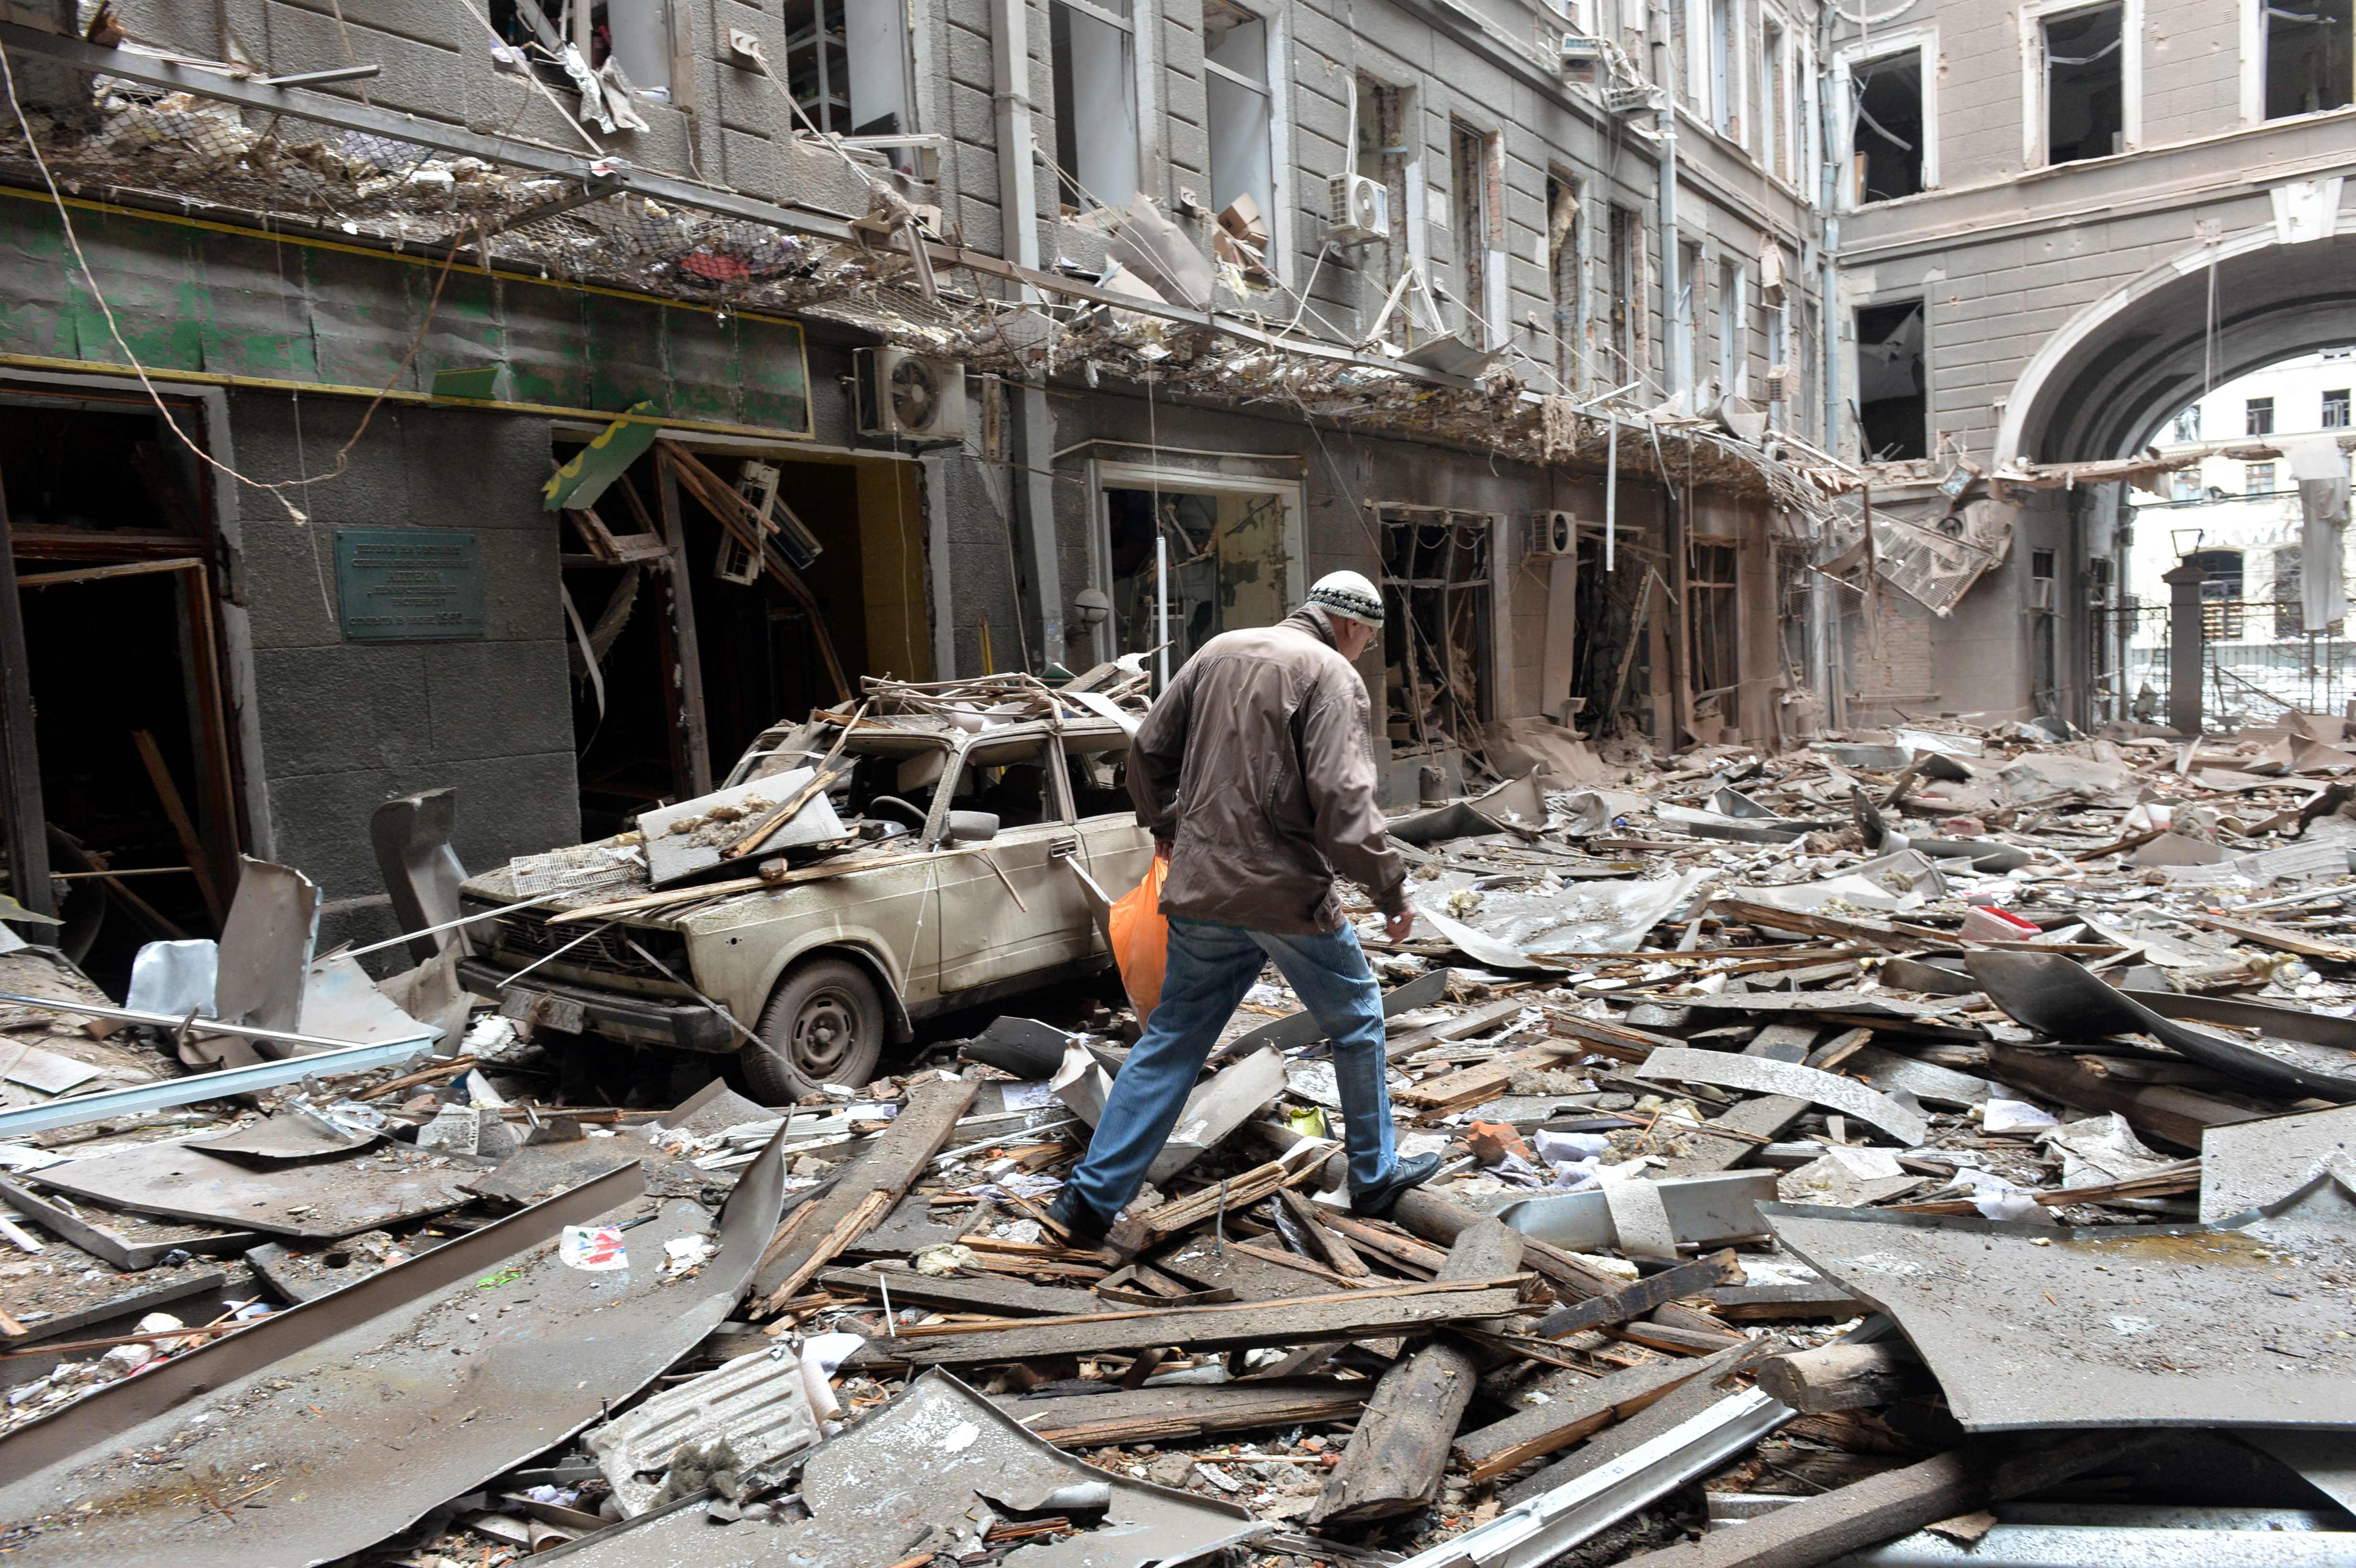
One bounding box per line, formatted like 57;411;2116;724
1156;534;1172;689
1651;0;1685;399
1604;413;1619;572
989;0;1064;668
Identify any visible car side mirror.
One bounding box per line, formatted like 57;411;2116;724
945;810;1000;846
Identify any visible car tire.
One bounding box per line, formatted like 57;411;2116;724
743;956;886;1102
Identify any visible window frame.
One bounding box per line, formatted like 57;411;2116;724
2247;396;2277;436
2324;389;2352;429
1048;0;1145;214
1202;0;1287;281
2244;0;2356;124
2019;0;2142;169
1832;28;1940;210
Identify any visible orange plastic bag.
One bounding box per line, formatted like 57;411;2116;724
1109;856;1169;1022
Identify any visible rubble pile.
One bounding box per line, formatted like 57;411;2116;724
5;711;2356;1566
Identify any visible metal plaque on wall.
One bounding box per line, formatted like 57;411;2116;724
334;528;486;642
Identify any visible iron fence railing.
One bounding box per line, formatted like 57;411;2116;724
2093;599;2354;729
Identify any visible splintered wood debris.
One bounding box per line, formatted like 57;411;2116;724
6;710;2356;1566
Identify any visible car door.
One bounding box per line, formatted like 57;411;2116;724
1065;730;1154;949
932;734;1101;993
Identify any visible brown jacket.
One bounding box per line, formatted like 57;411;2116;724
1126;606;1408;934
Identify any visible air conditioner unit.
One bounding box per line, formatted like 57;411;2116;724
1327;172;1391;245
1560;34;1607;87
855;347;967;443
2028;577;2056;612
1605;82;1663;118
1528;510;1579;557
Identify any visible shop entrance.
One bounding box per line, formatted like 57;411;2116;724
555;436;927;838
0;385;240;994
1095;466;1300;674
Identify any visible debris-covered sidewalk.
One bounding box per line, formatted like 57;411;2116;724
5;708;2356;1567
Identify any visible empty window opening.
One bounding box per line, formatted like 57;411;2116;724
2168;405;2202;443
1050;0;1139;212
2327;389;2352;429
1450;122;1497;341
1103;486;1290;670
2188;548;2245;640
2268;0;2354;119
1378;509;1495;749
2247;461;2278;495
1685;541;1741;735
1606;203;1640;382
1204;0;1275;266
1678;238;1704;381
1547;174;1583;391
1855;300;1927;460
2043;4;2124;165
2032;549;2057;579
2248;396;2277;436
1761;18;1788;176
1849;53;1923;203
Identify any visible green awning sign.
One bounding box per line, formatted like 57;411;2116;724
543;401;662;512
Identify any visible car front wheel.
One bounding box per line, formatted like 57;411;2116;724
743;956;886;1102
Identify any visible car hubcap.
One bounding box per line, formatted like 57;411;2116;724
791;988;859;1079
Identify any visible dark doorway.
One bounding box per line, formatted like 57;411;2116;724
2268;0;2354;119
1;393;236;995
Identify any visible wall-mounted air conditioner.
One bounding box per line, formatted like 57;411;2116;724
1528;510;1579;557
1327;173;1391;245
855;347;967;443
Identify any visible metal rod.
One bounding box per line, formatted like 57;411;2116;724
1156;534;1171;690
1604;413;1619;573
338;893;563;961
0;1024;434;1138
256;63;382;87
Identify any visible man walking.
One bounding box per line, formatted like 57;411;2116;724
1049;572;1441;1243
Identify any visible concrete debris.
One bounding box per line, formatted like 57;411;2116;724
7;713;2356;1568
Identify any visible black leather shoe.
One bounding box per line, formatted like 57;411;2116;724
1350;1151;1443;1218
1047;1190;1113;1247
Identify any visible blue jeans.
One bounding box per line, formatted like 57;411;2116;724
1061;915;1399;1223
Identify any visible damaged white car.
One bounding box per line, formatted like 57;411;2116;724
457;689;1151;1098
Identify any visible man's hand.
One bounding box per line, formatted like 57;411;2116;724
1385;908;1415;943
1155;838;1174;863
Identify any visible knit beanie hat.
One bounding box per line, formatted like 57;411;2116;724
1304;569;1384;627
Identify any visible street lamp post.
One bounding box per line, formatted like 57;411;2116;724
2162;531;2208;737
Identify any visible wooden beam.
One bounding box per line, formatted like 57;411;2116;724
1389;1186;1628;1302
655;442;851;702
1309;1219;1525;1524
1530;1251;1741;1339
1754;1342;1925;1415
0;474;51;916
655;461;715;796
129;729;225;928
750;1076;977;1309
994;1379;1372;1448
846;1277;1528;1368
1660;1094;1808;1177
1455;1344;1740;1484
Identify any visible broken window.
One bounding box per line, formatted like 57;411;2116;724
1102;484;1291;669
1050;0;1139;212
1449;121;1497;342
492;0;681;109
2248;396;2276;436
2247;461;2278;495
2168;405;2202;443
1855;299;1927;461
2189;548;2245;639
2172;469;2204;501
1761;17;1788;176
2042;4;2124;165
1378;508;1495;750
775;0;915;142
1685;540;1741;736
1547;173;1582;391
1606;203;1640;384
2326;389;2352;429
1203;0;1275;257
2268;0;2354;119
1848;52;1923;203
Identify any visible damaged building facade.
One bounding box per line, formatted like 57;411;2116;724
0;0;1830;967
1824;0;2356;726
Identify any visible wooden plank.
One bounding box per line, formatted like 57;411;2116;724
1530;1251;1741;1339
995;1379;1372;1448
1309;1219;1525;1524
1659;1094;1808;1177
655;461;714;795
1277;1187;1370;1278
1454;1349;1727;1483
817;1264;1096;1318
1112;1143;1328;1249
750;1077;977;1307
129;728;225;927
1396;1042;1578;1112
845;1279;1527;1367
1708;898;1914;952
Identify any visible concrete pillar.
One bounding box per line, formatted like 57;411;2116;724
2162;561;2207;738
